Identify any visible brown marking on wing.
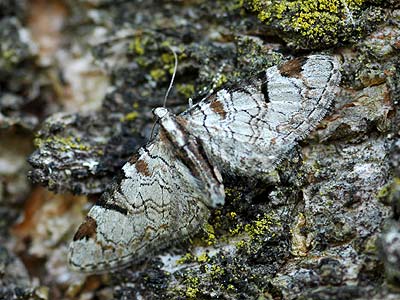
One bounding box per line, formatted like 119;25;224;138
97;243;116;251
159;224;169;230
279;57;307;79
73;216;97;241
129;153;139;164
159;128;169;144
210;100;226;119
135;159;151;177
176;115;188;128
143;225;156;241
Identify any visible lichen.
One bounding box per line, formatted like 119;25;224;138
120;111;139;122
201;223;217;246
226;212;283;258
176;83;195;98
377;182;393;201
206;264;225;279
197;252;209;263
183;276;200;299
0;18;35;71
150;68;166;81
229;213;278;240
129;36;145;56
35;136;91;152
176;252;194;264
243;214;276;238
243;0;383;49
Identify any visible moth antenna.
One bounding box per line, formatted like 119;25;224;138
149;45;179;140
163;45;178;108
149;117;158;141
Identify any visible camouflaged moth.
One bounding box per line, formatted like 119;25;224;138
69;54;341;272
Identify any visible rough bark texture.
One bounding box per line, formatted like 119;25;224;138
1;0;400;299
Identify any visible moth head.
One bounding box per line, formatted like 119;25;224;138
153;107;169;119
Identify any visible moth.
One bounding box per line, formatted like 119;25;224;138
68;54;341;272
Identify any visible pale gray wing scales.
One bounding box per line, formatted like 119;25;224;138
182;55;340;178
187;87;278;177
68;139;210;273
191;87;271;144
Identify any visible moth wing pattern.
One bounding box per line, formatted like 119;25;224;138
68;138;213;273
181;54;341;178
68;54;341;272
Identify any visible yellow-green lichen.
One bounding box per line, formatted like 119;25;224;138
243;213;277;238
150;68;167;81
243;0;378;49
120;111;139;122
229;224;242;236
197;252;210;263
184;276;200;298
235;240;247;249
177;253;194;264
229;213;281;253
161;52;175;65
129;36;145;56
177;252;211;265
212;73;228;90
225;188;242;203
1;49;18;67
159;44;187;75
185;286;199;298
173;209;280;298
206;264;225;278
211;209;223;230
202;223;217;246
135;56;149;67
376;182;393;200
176;83;195;98
228;211;237;219
36;136;91;152
227;284;236;292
